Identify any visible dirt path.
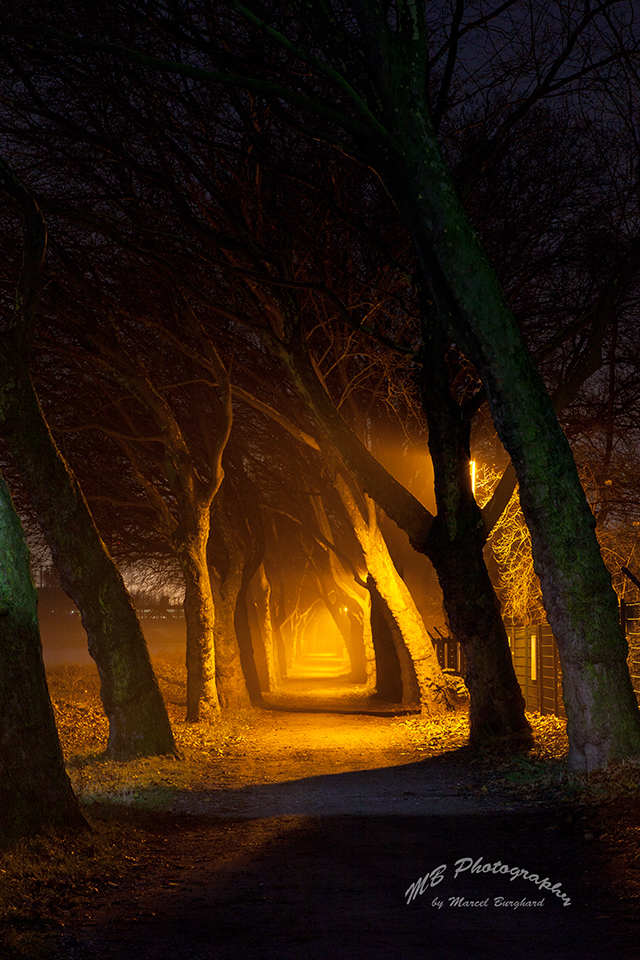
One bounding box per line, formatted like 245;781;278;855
36;677;637;960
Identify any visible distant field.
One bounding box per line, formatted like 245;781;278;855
38;612;186;666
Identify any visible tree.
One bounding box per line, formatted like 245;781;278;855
0;158;178;760
40;255;250;718
217;0;640;770
4;1;640;764
0;471;86;842
0;10;526;739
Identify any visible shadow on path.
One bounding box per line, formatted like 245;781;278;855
58;789;638;959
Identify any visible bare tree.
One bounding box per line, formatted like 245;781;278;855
0;158;178;759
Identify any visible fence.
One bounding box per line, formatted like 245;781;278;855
432;610;640;719
620;600;640;695
432;624;565;718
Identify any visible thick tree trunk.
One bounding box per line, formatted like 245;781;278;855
336;475;452;715
420;320;531;744
208;497;252;711
380;114;640;768
368;575;418;704
178;528;220;722
234;583;265;701
178;496;250;718
212;591;251;709
0;363;178;759
0;474;86;842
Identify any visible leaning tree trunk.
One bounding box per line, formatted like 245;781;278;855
0;473;86;842
382;115;640;769
0;363;178;759
336;474;453;716
368;574;419;705
0;158;176;761
420;318;531;745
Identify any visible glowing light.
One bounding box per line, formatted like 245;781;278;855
470;460;476;496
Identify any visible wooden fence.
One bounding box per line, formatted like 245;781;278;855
433;611;640;719
432;624;566;718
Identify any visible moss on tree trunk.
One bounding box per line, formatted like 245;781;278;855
0;473;86;843
382;114;640;768
0;363;178;760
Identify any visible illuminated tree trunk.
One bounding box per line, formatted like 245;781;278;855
177;527;220;722
177;505;251;718
250;565;279;691
420;320;530;744
368;574;419;705
336;475;452;715
0;473;86;842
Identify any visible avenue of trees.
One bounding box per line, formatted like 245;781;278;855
2;0;640;837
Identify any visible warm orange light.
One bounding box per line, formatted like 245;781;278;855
470;460;476;496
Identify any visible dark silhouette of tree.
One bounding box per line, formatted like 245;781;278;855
0;158;178;760
0;471;86;843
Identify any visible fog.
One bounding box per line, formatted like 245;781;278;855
39;609;186;667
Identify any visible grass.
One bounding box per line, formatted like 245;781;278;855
43;659;640;812
48;658;258;811
0;820;147;959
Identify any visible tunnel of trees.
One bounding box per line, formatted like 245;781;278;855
2;0;640;839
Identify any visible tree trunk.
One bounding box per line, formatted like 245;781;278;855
177;524;220;722
336;475;452;715
212;588;251;709
250;565;280;692
208;495;252;711
380;110;640;768
0;362;178;759
368;575;418;704
234;586;264;700
0;473;86;843
420;319;531;744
